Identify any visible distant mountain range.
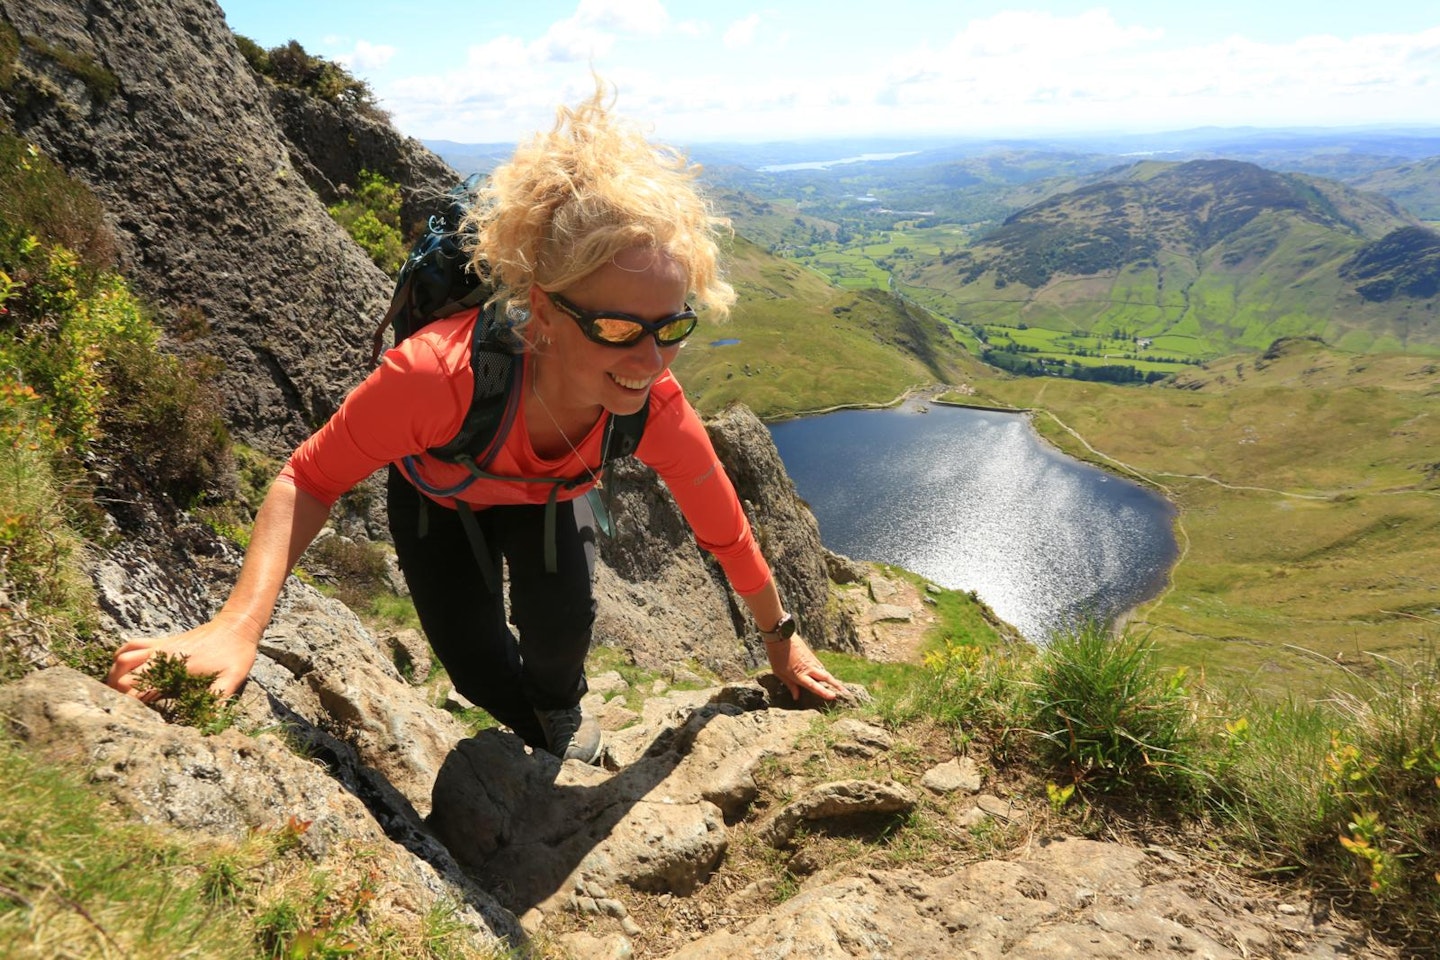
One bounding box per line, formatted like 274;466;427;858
426;131;1440;360
911;159;1439;355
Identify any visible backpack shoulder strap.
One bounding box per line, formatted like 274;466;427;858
600;402;649;465
427;302;523;469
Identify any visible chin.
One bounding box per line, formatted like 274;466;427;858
605;391;651;416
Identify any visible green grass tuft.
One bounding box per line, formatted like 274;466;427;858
1028;624;1200;798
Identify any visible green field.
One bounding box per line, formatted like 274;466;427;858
789;224;1229;381
965;339;1440;691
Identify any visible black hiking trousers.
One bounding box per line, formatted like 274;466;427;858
386;466;595;749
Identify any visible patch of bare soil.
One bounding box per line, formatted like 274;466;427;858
835;568;940;664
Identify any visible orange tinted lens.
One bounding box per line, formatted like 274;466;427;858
590;317;648;344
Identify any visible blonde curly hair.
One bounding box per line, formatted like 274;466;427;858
464;82;735;320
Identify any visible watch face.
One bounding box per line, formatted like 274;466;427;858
766;613;796;639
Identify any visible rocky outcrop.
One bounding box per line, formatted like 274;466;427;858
0;661;1377;959
707;404;861;654
0;0;429;452
0;667;521;952
596;403;855;674
262;83;455;232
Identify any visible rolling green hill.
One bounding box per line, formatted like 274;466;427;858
905;159;1440;360
671;235;981;418
1349;156;1440;222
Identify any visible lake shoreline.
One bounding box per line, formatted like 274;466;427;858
768;395;1179;641
762;382;1033;423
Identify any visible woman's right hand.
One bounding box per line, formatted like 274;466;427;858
105;479;329;702
105;611;261;700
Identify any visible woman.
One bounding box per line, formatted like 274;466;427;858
106;86;841;763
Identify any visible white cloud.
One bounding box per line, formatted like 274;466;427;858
369;7;1440;143
574;0;670;35
334;39;395;72
723;14;761;50
535;16;616;62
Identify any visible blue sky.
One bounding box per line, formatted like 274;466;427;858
217;1;1440;145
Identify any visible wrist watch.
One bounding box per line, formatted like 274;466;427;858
759;612;796;644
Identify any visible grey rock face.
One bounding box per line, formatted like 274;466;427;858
593;403;861;676
706;405;861;655
0;667;521;950
428;685;815;914
0;0;428;453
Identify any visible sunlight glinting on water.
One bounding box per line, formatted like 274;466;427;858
769;405;1176;642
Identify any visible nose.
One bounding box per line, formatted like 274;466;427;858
626;332;667;371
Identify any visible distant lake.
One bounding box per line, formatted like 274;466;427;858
768;401;1178;642
757;151;919;172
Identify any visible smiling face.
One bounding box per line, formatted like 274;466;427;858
528;247;690;419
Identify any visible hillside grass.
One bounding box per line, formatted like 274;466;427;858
968;338;1440;690
670;235;980;417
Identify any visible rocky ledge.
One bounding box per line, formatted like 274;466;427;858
1;652;1381;960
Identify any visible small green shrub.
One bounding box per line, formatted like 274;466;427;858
328;170;406;274
101;335;232;504
233;34;271;76
0;238;153;449
305;534;391;611
882;639;1028;741
0;129;115;269
243;38;379;113
134;651;236;734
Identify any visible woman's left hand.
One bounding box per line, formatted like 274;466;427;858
765;633;844;702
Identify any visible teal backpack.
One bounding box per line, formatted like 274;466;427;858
368;176;647;590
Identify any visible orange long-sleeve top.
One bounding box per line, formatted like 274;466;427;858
279;309;772;595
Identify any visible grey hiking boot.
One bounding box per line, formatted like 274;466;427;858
534;703;602;764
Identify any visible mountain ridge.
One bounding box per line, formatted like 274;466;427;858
909;158;1438;357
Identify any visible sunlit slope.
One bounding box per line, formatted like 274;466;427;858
672;235;979;417
910;159;1440;357
974;338;1440;688
710;187;839;251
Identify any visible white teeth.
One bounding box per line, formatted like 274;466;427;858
611;374;650;390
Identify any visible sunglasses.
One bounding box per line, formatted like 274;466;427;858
547;291;698;348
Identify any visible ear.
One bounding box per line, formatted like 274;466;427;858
527;286;557;338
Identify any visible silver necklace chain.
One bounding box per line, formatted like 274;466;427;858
530;368;603;489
